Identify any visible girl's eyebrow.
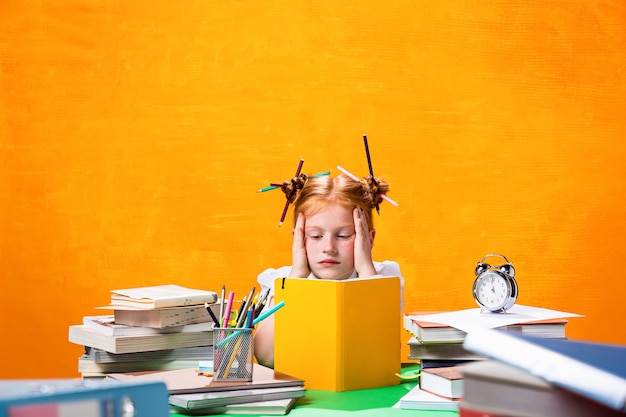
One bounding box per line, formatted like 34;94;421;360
305;225;354;232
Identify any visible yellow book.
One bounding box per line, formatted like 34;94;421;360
273;276;401;391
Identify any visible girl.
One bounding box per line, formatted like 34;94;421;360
254;173;404;368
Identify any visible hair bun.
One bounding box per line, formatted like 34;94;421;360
365;175;389;209
281;173;310;204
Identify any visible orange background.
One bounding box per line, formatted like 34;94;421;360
1;1;625;378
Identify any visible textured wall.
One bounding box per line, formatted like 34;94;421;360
1;1;625;378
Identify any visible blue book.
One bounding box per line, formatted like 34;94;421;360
463;327;626;412
0;379;169;417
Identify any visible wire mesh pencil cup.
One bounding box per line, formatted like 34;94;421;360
213;328;254;382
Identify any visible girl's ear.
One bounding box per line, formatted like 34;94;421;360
369;229;376;246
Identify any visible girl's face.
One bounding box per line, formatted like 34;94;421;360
303;203;359;280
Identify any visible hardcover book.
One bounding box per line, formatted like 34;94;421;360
170;397;299;416
460;359;625;417
463;327;626;412
404;312;568;343
108;284;218;309
0;379;170;417
83;315;214;337
394;384;458;411
169;386;305;410
106;364;304;395
84;345;213;364
407;336;485;361
420;366;463;400
112;304;219;328
274;276;401;391
78;355;202;376
68;325;213;354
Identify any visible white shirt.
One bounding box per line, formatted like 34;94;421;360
257;260;405;310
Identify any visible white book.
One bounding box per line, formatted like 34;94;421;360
83;315;214;337
68;325;213;354
393;384;458;411
169;386;305;410
109;284;218;309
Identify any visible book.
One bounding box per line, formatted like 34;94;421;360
458;404;515;417
419;366;463;400
106;364;304;395
168;385;305;410
111;304;219;328
463;327;626;412
170;398;299;415
83;315;215;337
407;336;486;361
78;354;202;376
393;384;458;411
84;345;213;363
420;359;476;369
460;359;625;417
0;379;170;417
108;284;218;309
273;275;401;391
404;312;568;343
68;325;213;354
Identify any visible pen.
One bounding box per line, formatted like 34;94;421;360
254;288;270;317
223;291;235;328
236;286;256;328
219;285;225;323
363;134;380;215
205;302;221;327
237;295;248;324
336;165;399;207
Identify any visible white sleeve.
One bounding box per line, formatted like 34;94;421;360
256;265;292;297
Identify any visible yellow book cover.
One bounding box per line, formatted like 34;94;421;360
273;276;401;391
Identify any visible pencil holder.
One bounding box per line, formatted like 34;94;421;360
212;328;254;382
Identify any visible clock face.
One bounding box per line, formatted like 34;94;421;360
473;270;515;311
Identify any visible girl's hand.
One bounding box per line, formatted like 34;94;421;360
353;207;377;277
289;212;311;278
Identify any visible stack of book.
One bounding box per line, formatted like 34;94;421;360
68;284;220;378
403;310;569;369
460;327;626;417
107;356;306;415
397;305;582;412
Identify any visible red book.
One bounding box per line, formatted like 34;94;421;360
420;366;463;400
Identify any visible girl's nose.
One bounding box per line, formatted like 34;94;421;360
322;236;337;254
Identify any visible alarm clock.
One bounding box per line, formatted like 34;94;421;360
472;254;518;313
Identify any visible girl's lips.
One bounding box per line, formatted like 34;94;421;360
318;259;339;266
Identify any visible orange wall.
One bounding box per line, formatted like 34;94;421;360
1;1;625;378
